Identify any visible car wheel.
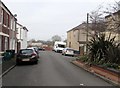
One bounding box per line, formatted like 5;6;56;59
34;61;38;64
16;61;21;65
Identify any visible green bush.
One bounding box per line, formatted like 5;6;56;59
79;55;89;62
103;63;119;69
88;33;120;68
118;66;120;70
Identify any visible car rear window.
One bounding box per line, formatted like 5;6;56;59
20;49;33;54
67;49;74;51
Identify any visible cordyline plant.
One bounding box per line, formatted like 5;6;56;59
88;33;120;66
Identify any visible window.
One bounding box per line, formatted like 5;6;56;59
58;44;65;48
20;49;33;54
13;20;15;31
0;36;1;51
0;9;3;24
6;14;9;27
3;10;5;25
11;17;13;29
5;37;8;50
25;31;27;38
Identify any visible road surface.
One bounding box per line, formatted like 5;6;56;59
3;51;113;86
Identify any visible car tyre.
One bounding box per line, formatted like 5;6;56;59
16;61;21;65
34;61;38;64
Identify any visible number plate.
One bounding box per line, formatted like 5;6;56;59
22;59;30;61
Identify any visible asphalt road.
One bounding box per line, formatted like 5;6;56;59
2;51;113;86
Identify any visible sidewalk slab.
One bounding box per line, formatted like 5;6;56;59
71;60;120;86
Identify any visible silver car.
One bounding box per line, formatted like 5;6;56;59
62;48;74;57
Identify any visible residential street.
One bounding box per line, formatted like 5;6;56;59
3;51;113;86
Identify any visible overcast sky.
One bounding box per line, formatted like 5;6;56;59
2;0;119;41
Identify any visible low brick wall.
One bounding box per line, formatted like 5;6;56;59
73;60;120;84
90;65;120;83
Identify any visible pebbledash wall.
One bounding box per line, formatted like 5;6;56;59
16;23;28;51
0;1;17;53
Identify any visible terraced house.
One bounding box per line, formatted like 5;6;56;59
0;1;17;53
105;10;120;44
16;23;28;51
67;23;94;55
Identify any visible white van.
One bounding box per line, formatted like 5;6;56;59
53;41;66;53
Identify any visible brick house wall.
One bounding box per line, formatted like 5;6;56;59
1;8;10;52
0;1;17;52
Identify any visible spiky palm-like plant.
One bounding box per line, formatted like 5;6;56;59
88;33;120;66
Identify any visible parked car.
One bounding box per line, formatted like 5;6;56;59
27;47;39;58
38;47;45;51
62;48;74;56
16;49;38;65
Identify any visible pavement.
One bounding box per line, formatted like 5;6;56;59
0;55;16;88
71;61;120;86
2;51;115;86
0;56;2;88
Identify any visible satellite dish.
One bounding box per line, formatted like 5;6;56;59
14;14;17;17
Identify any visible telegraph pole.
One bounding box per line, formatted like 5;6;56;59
86;13;89;55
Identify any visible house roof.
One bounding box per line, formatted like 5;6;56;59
17;23;28;31
0;1;14;17
67;23;92;33
105;10;120;18
0;1;17;22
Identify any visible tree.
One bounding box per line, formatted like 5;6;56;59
29;39;36;43
63;39;67;43
106;1;120;13
105;1;120;33
51;35;62;42
46;40;53;46
89;6;106;34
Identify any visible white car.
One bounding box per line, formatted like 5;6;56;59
62;48;74;56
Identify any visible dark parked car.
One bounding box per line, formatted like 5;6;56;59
38;47;45;51
27;47;40;58
16;49;38;65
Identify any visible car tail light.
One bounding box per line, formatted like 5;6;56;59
31;53;36;58
31;53;36;56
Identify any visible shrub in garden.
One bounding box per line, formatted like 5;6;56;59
79;55;89;62
88;33;120;68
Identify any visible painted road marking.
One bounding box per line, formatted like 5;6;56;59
80;83;85;86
